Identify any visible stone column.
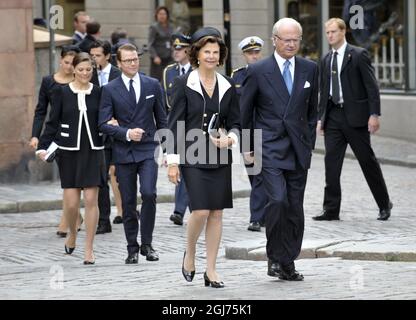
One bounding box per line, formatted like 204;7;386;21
0;0;36;182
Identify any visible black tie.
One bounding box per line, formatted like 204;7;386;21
181;67;186;75
331;51;340;104
129;79;136;106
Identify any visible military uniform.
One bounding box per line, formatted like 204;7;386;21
231;66;247;99
233;36;268;232
162;33;192;225
162;34;192;113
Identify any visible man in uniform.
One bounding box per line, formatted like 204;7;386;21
162;33;192;226
232;36;268;232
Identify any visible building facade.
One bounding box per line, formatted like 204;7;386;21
1;0;414;182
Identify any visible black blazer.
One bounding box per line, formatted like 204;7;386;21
167;70;240;168
319;44;381;128
77;34;97;53
31;75;67;138
99;74;167;164
240;55;318;171
38;83;104;151
91;65;121;87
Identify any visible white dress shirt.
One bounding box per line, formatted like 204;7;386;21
121;72;141;103
179;62;191;75
121;72;141;141
330;41;347;103
98;63;112;87
274;51;295;83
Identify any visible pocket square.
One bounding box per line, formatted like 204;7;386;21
304;81;310;88
146;94;154;99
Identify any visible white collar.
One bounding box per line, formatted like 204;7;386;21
186;69;231;103
69;82;93;94
75;30;86;39
333;40;347;57
121;72;140;87
179;62;191;73
274;51;295;72
99;63;112;74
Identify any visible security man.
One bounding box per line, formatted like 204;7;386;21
232;36;267;232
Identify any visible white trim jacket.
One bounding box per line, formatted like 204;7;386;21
38;83;104;152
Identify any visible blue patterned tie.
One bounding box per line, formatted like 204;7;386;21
283;60;293;94
129;79;136;106
99;71;107;86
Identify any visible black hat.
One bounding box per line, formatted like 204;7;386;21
190;27;222;44
171;33;191;49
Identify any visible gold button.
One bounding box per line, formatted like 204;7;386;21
204;113;207;117
203;131;207;135
204;123;207;126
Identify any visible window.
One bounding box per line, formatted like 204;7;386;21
331;0;405;90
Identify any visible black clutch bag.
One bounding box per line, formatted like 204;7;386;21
45;142;59;163
208;113;221;137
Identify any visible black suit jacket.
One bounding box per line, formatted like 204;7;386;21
99;74;167;164
38;83;104;151
319;44;381;128
240;55;318;171
167;70;240;168
31;75;66;138
77;34;97;53
91;65;121;87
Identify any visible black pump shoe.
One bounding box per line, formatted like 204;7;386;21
204;272;224;288
64;245;75;255
182;251;195;282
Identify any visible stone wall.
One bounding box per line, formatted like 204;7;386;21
0;0;36;183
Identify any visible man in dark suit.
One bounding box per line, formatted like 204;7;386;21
313;18;392;222
162;33;192;226
241;18;318;281
232;35;268;232
72;11;90;45
89;40;121;235
77;21;101;53
99;43;167;263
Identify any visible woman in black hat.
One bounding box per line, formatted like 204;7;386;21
167;27;240;288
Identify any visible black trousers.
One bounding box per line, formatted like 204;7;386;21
98;148;112;225
261;166;307;268
323;105;390;215
116;159;158;254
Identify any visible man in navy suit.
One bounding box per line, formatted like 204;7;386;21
241;18;318;281
99;43;167;264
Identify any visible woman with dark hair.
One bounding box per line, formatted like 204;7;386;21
29;45;83;237
167;27;240;288
37;52;106;265
148;6;174;81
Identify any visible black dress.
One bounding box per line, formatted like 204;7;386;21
57;120;106;189
181;83;233;210
38;84;106;189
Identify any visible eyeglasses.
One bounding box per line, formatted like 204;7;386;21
273;35;302;45
121;58;139;65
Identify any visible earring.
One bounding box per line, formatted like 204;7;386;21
197;60;200;65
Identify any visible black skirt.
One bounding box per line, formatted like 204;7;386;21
57;122;106;189
181;165;233;211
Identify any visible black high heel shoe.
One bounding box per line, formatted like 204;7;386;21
83;260;95;265
182;251;195;282
64;245;75;255
204;272;224;288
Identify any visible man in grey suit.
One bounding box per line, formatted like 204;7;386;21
241;18;318;281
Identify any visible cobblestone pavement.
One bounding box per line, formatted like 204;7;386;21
0;153;415;300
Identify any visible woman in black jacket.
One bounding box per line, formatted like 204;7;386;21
37;52;106;265
167;27;240;288
29;45;83;237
